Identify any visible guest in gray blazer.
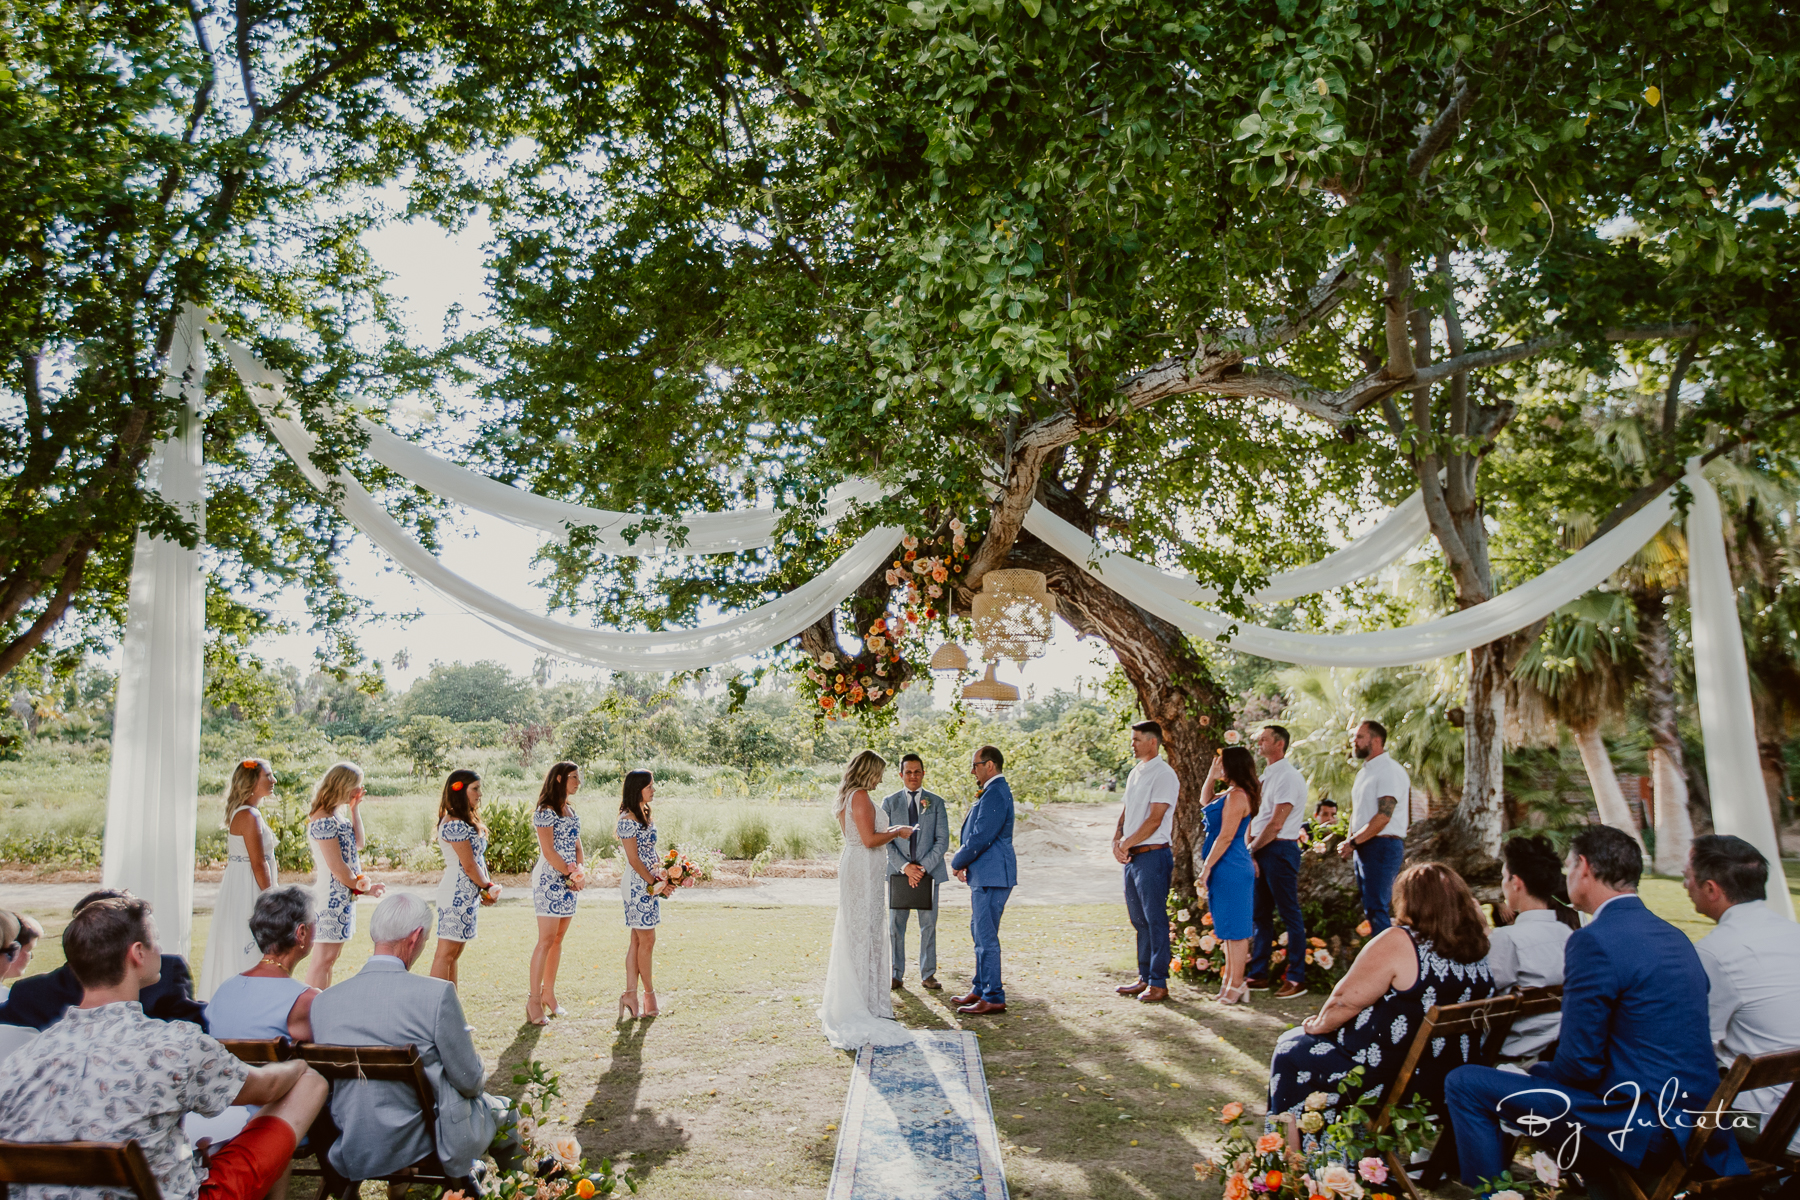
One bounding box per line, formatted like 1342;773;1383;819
883;753;950;990
310;893;520;1183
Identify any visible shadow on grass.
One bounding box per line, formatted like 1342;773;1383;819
576;1015;691;1182
486;1021;546;1094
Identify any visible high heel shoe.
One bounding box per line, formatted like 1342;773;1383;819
616;991;639;1020
640;989;660;1017
525;998;549;1026
550;1004;569;1018
1220;982;1251;1005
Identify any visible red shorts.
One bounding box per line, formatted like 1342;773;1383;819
199;1114;296;1200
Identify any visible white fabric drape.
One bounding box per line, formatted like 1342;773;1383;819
1022;481;1680;668
1684;459;1794;919
102;308;207;957
211;334;904;671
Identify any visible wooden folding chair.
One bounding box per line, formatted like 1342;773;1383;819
1615;1047;1800;1200
1369;986;1564;1200
217;1037;293;1064
295;1043;475;1199
0;1140;162;1200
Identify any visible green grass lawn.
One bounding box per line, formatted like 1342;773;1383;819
9;862;1794;1198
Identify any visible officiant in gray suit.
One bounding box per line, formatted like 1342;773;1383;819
884;753;949;991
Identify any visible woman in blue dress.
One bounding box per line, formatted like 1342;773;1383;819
528;760;584;1025
430;768;498;987
1199;745;1260;1005
617;769;667;1020
305;761;386;990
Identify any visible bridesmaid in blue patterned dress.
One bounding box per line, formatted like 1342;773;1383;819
304;762;387;990
617;770;666;1019
528;761;585;1025
430;768;498;987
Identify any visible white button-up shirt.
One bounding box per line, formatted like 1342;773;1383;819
1697;899;1800;1151
1119;755;1179;848
1249;757;1308;841
1349;751;1410;838
1485;908;1572;1059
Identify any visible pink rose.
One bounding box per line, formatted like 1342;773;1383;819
1357;1158;1387;1184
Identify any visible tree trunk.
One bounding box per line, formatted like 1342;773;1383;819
1570;719;1643;847
1638;588;1696;873
1461;641;1509;859
1007;531;1229;903
1752;687;1792;836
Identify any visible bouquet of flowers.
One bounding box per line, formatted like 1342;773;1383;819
435;1060;634;1200
659;848;698;894
482;882;504;902
350;872;372;895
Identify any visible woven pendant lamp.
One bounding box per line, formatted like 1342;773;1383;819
971;568;1053;663
961;661;1021;714
929;641;970;676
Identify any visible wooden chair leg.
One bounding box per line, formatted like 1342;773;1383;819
1386;1149;1425;1200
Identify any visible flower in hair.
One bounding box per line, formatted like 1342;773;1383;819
241;759;260;769
451;780;465;791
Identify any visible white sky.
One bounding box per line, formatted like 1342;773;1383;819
248;216;1124;706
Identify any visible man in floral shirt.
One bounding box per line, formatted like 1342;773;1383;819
0;894;327;1200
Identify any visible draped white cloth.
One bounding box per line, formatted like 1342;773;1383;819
357;418;890;551
102;308;207;957
1685;459;1794;919
208;328;905;671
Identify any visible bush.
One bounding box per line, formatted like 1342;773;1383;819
459;719;507;748
483;800;546;873
721;809;773;860
0;829;101;866
400;661;536;724
396;715;458;775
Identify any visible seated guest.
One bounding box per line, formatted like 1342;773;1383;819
0;894;327;1200
1446;826;1745;1197
208;886;323;1042
0;888;207;1031
1268;862;1495;1121
310;893;521;1183
1686;834;1800;1152
1486;834;1578;1064
1;909;42;1003
1302;798;1339;839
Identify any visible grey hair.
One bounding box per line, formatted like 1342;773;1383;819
249;886;316;954
368;892;431;944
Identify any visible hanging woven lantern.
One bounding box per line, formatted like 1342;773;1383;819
929;641;970;676
971;568;1053;662
961;662;1021;714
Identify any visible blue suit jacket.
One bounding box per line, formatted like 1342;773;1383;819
0;956;206;1032
950;775;1016;889
1529;895;1745;1174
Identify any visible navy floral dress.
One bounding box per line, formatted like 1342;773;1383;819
617;814;660;929
308;813;360;942
435;818;488;941
1267;929;1494;1116
531;805;582;917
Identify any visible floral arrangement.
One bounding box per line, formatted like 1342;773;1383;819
1168;897;1365;991
1196;1072;1437;1200
1475;1156;1564;1200
794;519;972;723
659;847;699;893
433;1060;633;1200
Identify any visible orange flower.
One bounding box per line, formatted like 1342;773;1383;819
819;695;835;710
1355;919;1372;937
1202;912;1214;926
904;549;917;561
575;1181;596;1199
1265;1171;1284;1190
1223;1173;1251;1200
1219;1101;1244;1122
849;687;865;702
1255;1132;1283;1154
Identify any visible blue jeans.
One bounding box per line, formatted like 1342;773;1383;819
1248;840;1306;983
1353;836;1405;933
969;886;1011;1004
889;881;939;980
1122;846;1174;987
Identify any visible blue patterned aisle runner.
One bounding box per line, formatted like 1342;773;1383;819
828;1031;1009;1200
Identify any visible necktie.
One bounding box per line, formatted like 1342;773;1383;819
907;791;920;860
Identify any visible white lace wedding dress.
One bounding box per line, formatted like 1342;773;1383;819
818;793;914;1050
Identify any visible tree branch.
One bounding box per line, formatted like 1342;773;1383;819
1407;75;1479;179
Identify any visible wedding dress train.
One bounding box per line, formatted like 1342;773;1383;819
819;800;914;1050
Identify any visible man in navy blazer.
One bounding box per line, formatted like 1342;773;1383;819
0;889;206;1032
950;744;1016;1016
1446;826;1745;1198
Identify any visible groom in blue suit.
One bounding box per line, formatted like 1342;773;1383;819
1445;825;1745;1198
951;744;1016;1016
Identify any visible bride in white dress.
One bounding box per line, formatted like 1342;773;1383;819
199;757;279;999
819;749;918;1050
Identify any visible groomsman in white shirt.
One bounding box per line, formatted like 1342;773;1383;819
1244;725;1310;998
1112;721;1180;1004
1686;834;1800;1151
1339;719;1409;933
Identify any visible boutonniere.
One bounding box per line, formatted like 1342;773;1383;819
919;795;932;811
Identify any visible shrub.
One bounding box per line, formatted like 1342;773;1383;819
483;800;547;874
721;809;773;860
396;715;458;775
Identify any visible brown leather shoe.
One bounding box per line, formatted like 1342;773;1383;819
958;999;1007;1015
1137;986;1170;1003
892;978;903;990
1244;976;1272;991
1116;980;1150;996
921;976;943;991
1273;980;1309;999
952;989;981;1006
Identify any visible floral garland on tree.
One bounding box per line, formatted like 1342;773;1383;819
794;519;971;722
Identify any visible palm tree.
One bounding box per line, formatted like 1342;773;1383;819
1511;592;1644;849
